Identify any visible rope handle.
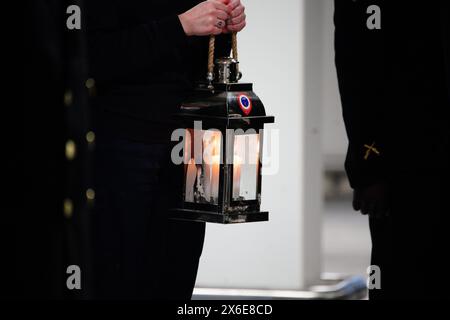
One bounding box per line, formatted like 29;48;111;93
207;32;239;85
232;32;238;68
207;35;216;82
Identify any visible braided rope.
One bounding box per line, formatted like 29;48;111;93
207;35;216;82
232;32;238;72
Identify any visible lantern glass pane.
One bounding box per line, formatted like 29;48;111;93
184;129;222;205
232;133;260;201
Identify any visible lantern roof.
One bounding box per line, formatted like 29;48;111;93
177;82;275;128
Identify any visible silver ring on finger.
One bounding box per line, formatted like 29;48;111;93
216;20;225;28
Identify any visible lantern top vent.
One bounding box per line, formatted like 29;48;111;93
214;57;242;84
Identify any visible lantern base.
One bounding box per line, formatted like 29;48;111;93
169;209;268;224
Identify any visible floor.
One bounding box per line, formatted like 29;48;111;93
322;199;371;280
193;198;372;300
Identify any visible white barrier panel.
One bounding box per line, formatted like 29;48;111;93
195;0;324;291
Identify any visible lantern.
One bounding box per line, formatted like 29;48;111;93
170;34;274;224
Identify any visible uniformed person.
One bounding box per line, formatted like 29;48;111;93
20;0;92;299
334;1;450;299
86;0;246;299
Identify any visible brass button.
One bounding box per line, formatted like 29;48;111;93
86;131;96;144
64;90;73;107
85;78;96;89
85;78;96;96
63;199;73;218
65;140;76;160
86;188;96;201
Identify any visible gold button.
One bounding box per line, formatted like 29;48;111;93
85;78;96;89
65;140;76;160
85;78;97;97
64;90;73;107
86;131;96;144
63;199;73;218
86;188;96;201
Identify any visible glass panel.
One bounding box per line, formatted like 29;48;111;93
184;129;222;205
232;133;260;201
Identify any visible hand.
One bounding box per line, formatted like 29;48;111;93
353;183;390;218
179;0;231;36
224;0;247;33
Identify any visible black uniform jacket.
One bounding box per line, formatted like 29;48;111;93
334;0;450;188
22;0;91;299
86;0;231;142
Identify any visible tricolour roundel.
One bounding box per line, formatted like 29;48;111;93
237;94;252;116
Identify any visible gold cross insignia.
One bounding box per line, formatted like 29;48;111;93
364;142;380;160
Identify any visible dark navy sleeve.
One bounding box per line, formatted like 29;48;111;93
334;0;388;188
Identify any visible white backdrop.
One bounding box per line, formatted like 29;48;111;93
195;0;326;290
320;1;348;170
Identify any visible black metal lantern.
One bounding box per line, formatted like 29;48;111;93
170;35;274;224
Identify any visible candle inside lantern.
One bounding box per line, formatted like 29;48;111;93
210;154;220;203
232;155;242;198
232;133;260;201
202;131;222;204
185;158;197;202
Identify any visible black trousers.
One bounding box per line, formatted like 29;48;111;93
369;173;450;300
92;135;205;300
